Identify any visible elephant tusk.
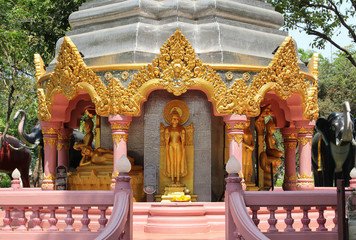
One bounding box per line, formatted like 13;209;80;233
8;141;40;150
336;138;341;147
352;139;356;146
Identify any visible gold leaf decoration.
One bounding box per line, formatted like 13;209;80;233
37;37;111;120
37;30;318;121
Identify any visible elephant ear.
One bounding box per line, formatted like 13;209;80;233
315;117;330;146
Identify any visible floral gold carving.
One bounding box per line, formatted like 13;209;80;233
57;143;70;151
225;71;234;81
121;71;129;81
112;134;128;145
285;133;297;139
37;30;318;121
242;72;250;81
44;138;57;147
34;54;46;83
44;173;55;180
42;128;58;135
226;122;245;130
37;37;111;120
111;122;131;130
228;134;243;144
299;127;314;134
284;174;297;181
299;137;312;146
298;172;313;179
104;72;113;81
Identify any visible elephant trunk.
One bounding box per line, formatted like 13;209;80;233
337;101;353;146
14;110;42;145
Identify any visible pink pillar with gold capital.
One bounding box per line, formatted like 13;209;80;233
224;115;247;176
41;122;60;190
296;123;315;190
108;115;132;190
281;128;297;191
57;128;73;169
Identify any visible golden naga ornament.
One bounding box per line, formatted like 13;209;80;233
36;29;318;121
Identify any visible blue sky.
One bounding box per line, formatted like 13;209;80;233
290;28;353;61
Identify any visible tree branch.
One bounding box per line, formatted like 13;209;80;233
326;0;356;43
307;28;356;67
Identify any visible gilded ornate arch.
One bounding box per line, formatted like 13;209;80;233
36;30;318;121
36;37;110;121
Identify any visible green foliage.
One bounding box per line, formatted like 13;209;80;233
0;0;86;137
0;173;11;188
267;0;356;67
318;46;356;117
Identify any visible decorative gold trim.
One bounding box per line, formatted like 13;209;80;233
34;54;46;83
163;100;190;125
112;134;128;145
226;122;246;130
43;138;57;147
121;71;129;81
37;64;317;84
284;142;297;150
43;173;55;180
111;122;131;130
42;128;58;135
284;175;297;181
37;37;111;121
57;142;70;151
37;30;318;121
299;137;312;146
225;71;234;81
308;53;319;79
228;134;243;144
298;172;314;179
299;126;314;134
285;133;297;139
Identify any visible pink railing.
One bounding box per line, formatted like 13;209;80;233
0;174;133;240
225;174;349;240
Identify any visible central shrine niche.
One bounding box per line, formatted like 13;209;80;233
159;100;195;202
127;90;225;202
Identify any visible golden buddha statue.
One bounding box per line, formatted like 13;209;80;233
260;119;283;188
73;118;94;166
164;110;187;184
79;146;113;166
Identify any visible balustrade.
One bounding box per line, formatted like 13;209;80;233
226;173;350;240
0;190;114;238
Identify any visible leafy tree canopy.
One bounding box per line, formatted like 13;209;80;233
0;0;86;139
267;0;356;67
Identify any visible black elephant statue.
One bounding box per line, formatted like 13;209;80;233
312;101;356;186
0;135;31;187
14;110;87;171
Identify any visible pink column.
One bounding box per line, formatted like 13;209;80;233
296;124;315;190
57;128;72;168
281;128;297;191
224;115;247;177
41;122;60;190
108;115;132;190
